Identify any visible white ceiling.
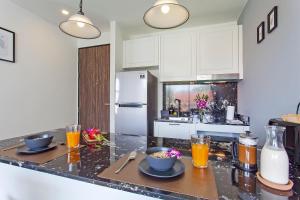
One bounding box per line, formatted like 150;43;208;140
11;0;248;32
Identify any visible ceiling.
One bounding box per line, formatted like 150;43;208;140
11;0;248;32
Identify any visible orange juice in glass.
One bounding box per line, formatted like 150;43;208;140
191;135;210;168
68;148;80;164
66;125;81;149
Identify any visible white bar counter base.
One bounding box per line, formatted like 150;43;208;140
0;163;157;200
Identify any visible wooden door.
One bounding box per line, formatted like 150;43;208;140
78;45;110;132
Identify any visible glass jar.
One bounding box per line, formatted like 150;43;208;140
237;131;258;172
260;126;289;184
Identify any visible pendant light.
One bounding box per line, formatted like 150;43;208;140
144;0;190;29
59;0;101;39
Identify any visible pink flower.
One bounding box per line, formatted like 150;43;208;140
196;99;207;109
166;148;182;159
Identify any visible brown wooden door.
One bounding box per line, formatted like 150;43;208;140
78;45;110;132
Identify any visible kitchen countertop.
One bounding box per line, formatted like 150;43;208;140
0;129;299;200
155;118;250;127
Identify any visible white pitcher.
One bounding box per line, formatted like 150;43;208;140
260;126;289;184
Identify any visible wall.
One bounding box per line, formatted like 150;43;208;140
0;0;78;139
238;0;300;144
109;21;123;133
77;32;110;48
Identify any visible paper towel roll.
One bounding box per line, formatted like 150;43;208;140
226;106;235;121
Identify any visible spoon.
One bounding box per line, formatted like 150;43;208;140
115;151;137;174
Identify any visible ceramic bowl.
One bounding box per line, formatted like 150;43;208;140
146;147;177;171
24;132;54;150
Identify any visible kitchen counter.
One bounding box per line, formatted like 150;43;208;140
0;129;299;199
155;118;250;126
154;120;250;140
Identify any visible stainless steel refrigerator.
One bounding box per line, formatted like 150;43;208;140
115;71;157;136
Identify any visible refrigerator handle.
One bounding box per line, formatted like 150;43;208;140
117;103;146;108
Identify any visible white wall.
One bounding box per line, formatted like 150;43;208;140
0;0;78;139
109;21;123;133
238;0;300;144
77;32;110;48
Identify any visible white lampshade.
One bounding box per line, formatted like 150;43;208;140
59;14;101;39
144;0;190;29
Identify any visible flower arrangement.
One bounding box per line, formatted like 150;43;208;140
166;148;182;159
152;148;182;159
194;94;209;122
82;128;109;142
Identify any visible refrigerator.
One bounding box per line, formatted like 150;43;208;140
115;71;157;136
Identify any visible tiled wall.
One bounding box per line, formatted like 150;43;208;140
163;82;238;118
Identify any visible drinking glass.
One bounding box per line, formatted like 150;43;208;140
66;125;81;149
68;148;81;172
68;148;81;164
191;135;211;168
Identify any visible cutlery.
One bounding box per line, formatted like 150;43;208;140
115;151;137;174
1;141;65;151
2;143;25;151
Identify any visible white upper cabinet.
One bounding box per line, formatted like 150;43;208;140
159;32;197;82
197;25;240;76
123;36;159;68
122;23;243;81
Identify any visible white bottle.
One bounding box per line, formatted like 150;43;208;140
260;126;289;185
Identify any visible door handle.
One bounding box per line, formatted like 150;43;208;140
104;103;110;106
169;123;181;126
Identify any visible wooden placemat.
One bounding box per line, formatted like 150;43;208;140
98;153;219;200
0;143;77;164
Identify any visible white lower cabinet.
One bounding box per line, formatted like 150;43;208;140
154;121;196;139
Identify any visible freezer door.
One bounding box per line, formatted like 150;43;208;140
115;104;147;136
116;71;147;104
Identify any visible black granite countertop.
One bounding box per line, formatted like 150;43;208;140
0;129;299;200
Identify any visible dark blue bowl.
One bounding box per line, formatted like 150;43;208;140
146;147;177;171
24;132;54;150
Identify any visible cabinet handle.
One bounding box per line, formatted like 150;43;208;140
169;123;181;126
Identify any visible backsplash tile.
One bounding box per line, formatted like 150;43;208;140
163;82;237;121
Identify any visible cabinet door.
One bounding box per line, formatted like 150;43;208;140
154;122;194;139
160;32;197;82
197;25;239;76
123;36;159;68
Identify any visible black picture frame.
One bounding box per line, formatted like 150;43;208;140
0;27;15;63
268;6;278;33
257;22;265;44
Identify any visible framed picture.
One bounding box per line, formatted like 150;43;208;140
268;6;278;33
257;22;265;44
0;27;15;63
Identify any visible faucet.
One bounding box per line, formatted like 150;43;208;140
297;102;300;114
175;99;181;117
